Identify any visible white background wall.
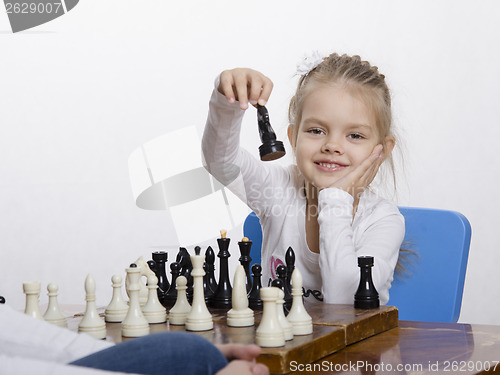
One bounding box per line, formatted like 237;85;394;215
1;0;499;324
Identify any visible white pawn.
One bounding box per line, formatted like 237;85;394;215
23;281;43;320
43;283;67;327
105;274;129;322
286;269;313;335
185;251;213;331
227;265;254;327
168;276;191;325
256;287;285;347
121;265;150;337
78;274;106;339
276;289;293;341
142;274;167;324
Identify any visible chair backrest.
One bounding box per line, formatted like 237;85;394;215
389;207;471;323
243;207;472;323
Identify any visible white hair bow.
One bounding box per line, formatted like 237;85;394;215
296;51;324;76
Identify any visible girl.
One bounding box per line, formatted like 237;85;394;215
202;52;405;305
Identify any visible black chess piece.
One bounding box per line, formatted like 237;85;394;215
163;262;181;307
211;234;232;309
285;247;295;295
354;256;380;309
203;246;217;304
276;264;293;311
257;105;286;161
176;247;193;302
238;239;253;293
248;264;263;310
0;296;5;304
152;251;170;302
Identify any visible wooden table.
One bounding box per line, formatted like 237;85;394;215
310;321;500;374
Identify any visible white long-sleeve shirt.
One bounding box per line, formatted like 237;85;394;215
0;304;134;375
202;82;405;304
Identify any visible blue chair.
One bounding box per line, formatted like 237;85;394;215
243;207;472;323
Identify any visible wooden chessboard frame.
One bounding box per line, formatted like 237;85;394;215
69;303;398;375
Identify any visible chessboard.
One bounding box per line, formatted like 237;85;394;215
68;303;398;375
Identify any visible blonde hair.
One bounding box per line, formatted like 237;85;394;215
288;52;397;190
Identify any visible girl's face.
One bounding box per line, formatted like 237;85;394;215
289;84;387;191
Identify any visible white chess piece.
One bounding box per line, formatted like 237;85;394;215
227;265;254;327
256;287;285;347
286;269;313;335
23;281;43;320
276;289;293;341
125;257;154;306
185;252;213;331
43;283;67;327
142;274;167;323
105;274;129;322
122;265;150;337
78;274;106;339
168;276;191;325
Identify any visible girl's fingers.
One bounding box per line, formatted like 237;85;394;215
258;78;273;106
218;72;237;104
234;74;250;109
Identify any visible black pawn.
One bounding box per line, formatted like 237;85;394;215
152;251;170;300
203;246;217;303
354;256;379;309
257;105;286;161
248;264;263;310
163;262;181;307
285;247;295;295
176;247;193;302
238;239;253;293
211;235;232;309
276;265;292;311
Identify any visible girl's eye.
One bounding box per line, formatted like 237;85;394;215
307;128;325;135
348;133;364;140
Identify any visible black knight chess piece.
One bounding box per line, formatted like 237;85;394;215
257;105;286;161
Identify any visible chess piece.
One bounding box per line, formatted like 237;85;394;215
78;274;106;339
276;288;293;341
211;229;232;309
354;256;380;309
163;262;181;307
142;274;167;323
185;247;213;331
271;278;289;316
257;105;286;161
122;264;150;337
105;274;129;322
238;237;253;293
204;246;218;299
176;247;193;302
256;287;285;347
285;247;295;294
23;281;43;319
248;264;263;310
168;276;191;325
287;269;313;335
276;265;292;311
152;251;170;302
43;283;67;327
227;265;254;327
132;256;156;307
0;296;5;304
